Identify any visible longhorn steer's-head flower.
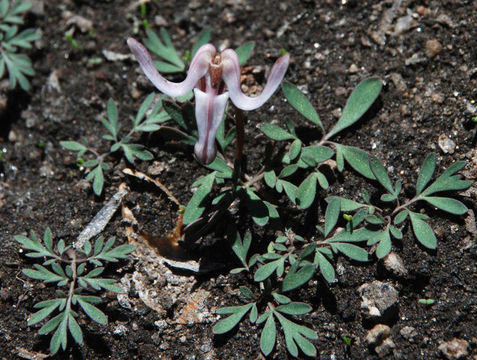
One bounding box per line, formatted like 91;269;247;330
127;37;290;164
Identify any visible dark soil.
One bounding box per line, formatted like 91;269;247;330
0;0;476;359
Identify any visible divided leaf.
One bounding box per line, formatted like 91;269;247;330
416;153;436;194
326;78;382;139
214;303;254;334
281;82;323;130
337;144;375;179
183;172;216;225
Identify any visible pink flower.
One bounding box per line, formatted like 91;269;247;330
127;37;289;164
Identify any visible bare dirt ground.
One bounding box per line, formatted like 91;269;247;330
0;0;476;359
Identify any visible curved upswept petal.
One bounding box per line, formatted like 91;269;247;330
221;49;290;111
193;89;229;165
127;38;216;97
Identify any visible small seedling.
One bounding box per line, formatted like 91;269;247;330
61;94;170;195
64;32;81;50
15;228;135;355
0;0;41;90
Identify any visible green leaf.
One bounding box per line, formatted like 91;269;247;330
326;78;382;139
282;263;314;292
60;141;87;152
183;172;215;225
282;82;323;130
260;123;295;141
421;161;472;196
326;196;367;212
416;153;436;194
394;209;409;224
276;302;312;316
272;292;291;304
230;230;251;267
381;193;397;202
260;314;276;356
279;164;299;178
409;212;437;249
77;297;107;324
91;166;104;196
68;313;83;345
23;265;64;283
275;312;317;358
296;173;317;209
264;170;276;188
375;228;392;258
300;145;334;166
213;304;253;334
254;257;285;282
366;214;385;225
289;139;302;161
422;196;468;215
332;243;369;261
338;145;375;179
244;188;272;226
206;157;233;179
239;286;254;300
106;98;119;136
314;250;335;282
49;313;67;354
235;41;255;65
38;312;63;336
250;303;258;323
144;28;185;72
324;197;340;237
133;92;155;127
191;28;210;58
389;225;403;239
28;301;62;326
369;156;395;194
281;180;298;204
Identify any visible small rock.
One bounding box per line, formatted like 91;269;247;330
39;164;54;178
438;134;456;154
332;108;342;118
400;326;417;342
154;15;168;27
349;64;359;73
359;281;399;321
405;53;427;66
8;130;17;142
390;72;407;92
366;324;391;347
393;15;416;36
334;86;347;96
102;49;134;62
431;92;444;104
366;324;395;358
436;13;455;29
416;6;428;16
438;338;469;359
382;252;408;277
66;15;93;33
465;210;476;234
113;324;128;336
426;39;443;58
375;338;396;358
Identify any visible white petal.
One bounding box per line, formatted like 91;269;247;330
193;89;229;164
128;38;215;97
221;49;290;111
